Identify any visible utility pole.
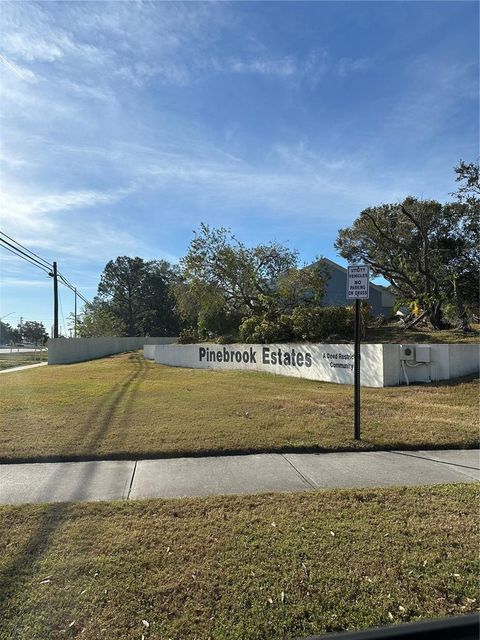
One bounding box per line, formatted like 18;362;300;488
52;261;59;339
74;287;77;338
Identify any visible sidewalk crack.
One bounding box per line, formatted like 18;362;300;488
281;454;317;490
127;461;137;500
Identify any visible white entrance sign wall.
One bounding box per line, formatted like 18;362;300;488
143;345;157;360
382;344;480;385
150;342;479;388
153;343;385;387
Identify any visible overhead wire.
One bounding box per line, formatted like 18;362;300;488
0;231;52;268
0;237;52;273
1;231;94;339
0;241;52;275
0;231;90;305
57;273;89;305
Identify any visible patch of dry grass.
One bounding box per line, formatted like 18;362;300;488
0;350;46;370
0;353;477;462
366;323;480;344
0;484;477;639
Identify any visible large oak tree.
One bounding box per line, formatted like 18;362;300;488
176;224;327;337
335;197;479;330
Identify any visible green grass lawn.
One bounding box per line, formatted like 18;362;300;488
0;484;477;639
0;353;478;462
0;350;46;370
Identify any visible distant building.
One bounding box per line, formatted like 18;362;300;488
311;258;396;317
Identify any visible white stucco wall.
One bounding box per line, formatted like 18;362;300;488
382;344;479;385
48;336;177;365
143;344;157;360
153;343;385;387
448;344;480;379
151;342;479;387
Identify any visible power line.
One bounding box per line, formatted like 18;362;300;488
0;237;52;273
0;232;90;305
57;273;89;305
0;241;52;275
1;230;92;339
0;231;52;268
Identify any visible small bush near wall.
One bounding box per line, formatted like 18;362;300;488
177;328;200;344
178;304;374;344
239;314;294;343
291;307;351;341
236;306;373;343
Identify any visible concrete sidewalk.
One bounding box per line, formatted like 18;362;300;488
0;362;48;374
0;449;478;505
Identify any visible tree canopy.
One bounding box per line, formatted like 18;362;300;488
72;301;125;338
79;256;181;337
452;159;480;204
21;320;48;345
0;321;18;344
176;224;327;338
335;196;479;329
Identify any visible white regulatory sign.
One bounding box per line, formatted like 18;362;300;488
347;265;370;299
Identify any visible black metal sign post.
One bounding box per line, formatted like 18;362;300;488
346;265;370;442
354;298;361;440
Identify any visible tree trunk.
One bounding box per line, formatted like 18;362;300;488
427;302;447;330
453;278;471;332
404;309;428;329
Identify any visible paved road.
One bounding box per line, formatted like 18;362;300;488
0;347;47;353
0;449;478;505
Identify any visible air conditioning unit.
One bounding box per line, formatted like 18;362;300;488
415;345;431;363
400;345;415;361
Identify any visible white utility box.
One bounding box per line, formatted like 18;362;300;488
415;345;431;363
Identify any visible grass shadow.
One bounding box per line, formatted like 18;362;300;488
0;354;147;621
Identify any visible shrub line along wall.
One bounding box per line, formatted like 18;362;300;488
48;337;177;365
150;342;480;388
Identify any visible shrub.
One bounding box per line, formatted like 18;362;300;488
348;303;374;336
177;328;200;344
239;314;293;343
291;306;352;341
216;333;239;345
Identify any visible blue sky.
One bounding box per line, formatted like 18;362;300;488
0;1;478;334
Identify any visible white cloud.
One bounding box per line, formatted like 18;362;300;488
386;57;478;142
1;187;131;222
115;61;191;87
230;57;297;77
336;57;371;77
3;32;64;62
1;277;51;288
0;53;37;81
